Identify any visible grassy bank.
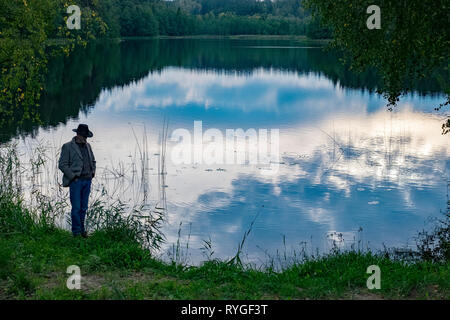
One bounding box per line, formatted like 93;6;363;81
1;195;449;300
0;142;448;300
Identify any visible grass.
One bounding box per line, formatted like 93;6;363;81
1;194;449;300
0;140;448;300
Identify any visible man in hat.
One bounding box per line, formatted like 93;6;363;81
58;124;96;238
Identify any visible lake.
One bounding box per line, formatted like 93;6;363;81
6;38;449;266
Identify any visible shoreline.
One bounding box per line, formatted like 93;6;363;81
45;35;331;46
1;195;448;300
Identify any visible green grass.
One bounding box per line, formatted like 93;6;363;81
1;195;449;300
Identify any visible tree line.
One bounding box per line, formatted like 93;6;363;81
0;0;329;129
0;0;330;39
73;0;331;38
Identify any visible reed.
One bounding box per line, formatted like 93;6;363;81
0;137;448;299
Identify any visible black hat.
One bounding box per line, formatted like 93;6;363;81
73;124;93;138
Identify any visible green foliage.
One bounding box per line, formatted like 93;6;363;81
89;0;320;37
305;0;449;130
193;13;306;36
0;0;50;126
119;1;159;36
0;0;107;128
415;209;450;263
8;271;36;296
176;0;305;18
0;245;13;280
0;0;327;130
306;16;331;39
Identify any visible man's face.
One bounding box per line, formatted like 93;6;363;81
77;134;87;141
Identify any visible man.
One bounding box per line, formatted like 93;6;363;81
58;124;96;238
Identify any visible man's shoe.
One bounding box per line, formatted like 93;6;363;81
81;232;88;238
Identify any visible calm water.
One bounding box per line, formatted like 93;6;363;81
9;39;450;265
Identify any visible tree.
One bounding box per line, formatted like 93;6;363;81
136;5;159;36
0;0;107;127
306;0;449;133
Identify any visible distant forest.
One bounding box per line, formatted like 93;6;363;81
0;0;330;127
48;0;331;39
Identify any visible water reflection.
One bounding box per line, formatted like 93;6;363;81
22;63;448;265
2;38;445;143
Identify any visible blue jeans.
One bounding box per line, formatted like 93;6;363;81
69;178;92;235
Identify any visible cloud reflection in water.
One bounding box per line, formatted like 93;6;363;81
36;67;450;264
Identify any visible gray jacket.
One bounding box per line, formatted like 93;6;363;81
58;137;96;187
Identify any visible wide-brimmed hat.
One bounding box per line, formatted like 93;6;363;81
72;124;93;138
